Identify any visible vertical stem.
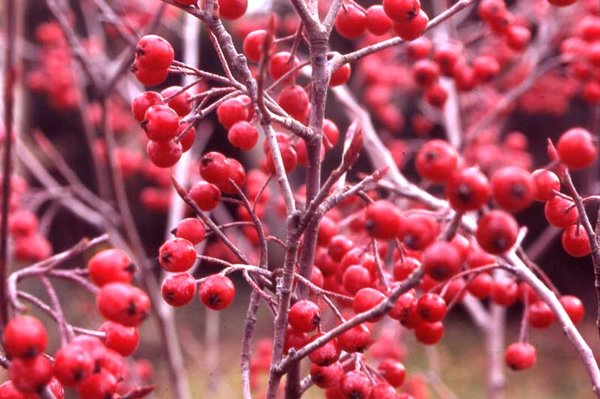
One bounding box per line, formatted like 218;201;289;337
486;304;505;399
0;0;17;330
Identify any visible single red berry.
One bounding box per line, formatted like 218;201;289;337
330;63;352;87
243;30;272;63
278;85;310;119
8;210;38;237
340;371;372;399
383;0;421;22
491;167;534;212
100;321;139;357
364;200;402;240
562;224;591;257
557;127;598;170
9;355;53;393
390;288;417;323
289;300;321;333
199;152;231;186
143;104;180;142
352;288;386;321
335;4;367;39
88;248;134;287
378;359;406;387
434;44;460;76
417;293;447;322
472;55;500;82
467;273;493;299
560;295;584;324
162;272;197;307
132;91;164;123
505;25;531;52
135;35;174;70
308;335;341;366
505;342;536;370
218;0;247;19
547;0;577;7
475;210;519;255
414;320;444;345
393;257;420;281
338;324;372;353
199;274;236;310
343;265;373;294
531;169;560;202
323;119;340;149
134;64;169;86
269;51;300;81
189;181;221;211
415;139;458;183
228;121;259;151
77;370;118;399
327;235;354;262
407;36;432;60
478;0;506;22
544;196;578;228
366;5;393;35
216;157;246;194
265;141;298;173
216;96;252;129
422;241;462;281
3;316;48;358
528;301;554;329
446;167;491;211
159;238;197;272
310;362;344;389
424;83;448;108
412;59;440;87
370;382;399;399
285;327;309;354
161;86;193;117
173;218;206;245
146;140;182;168
53;344;94;386
178;124;197;152
491;278;518;306
392;10;429;41
96;282;151;327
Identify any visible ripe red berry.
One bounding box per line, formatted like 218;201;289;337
407;37;432;60
100;321;140;356
505;25;531;52
467;273;493;299
560;295;584;324
132;91;164;123
173;218;206;245
216;96;251;129
327;235;354;262
415;139;458;182
269;51;300;81
531;169;560;202
88;248;134;287
491;167;534;212
343;265;372;295
390;288;418;323
491;278;518;306
340;371;372;399
178;124;197;152
422;241;462;281
364;200;402;240
556;127;598;170
278;85;309;118
417;293;447;322
216;157;246;194
378;359;406;387
77;370;118;399
228;121;259;150
143;104;180;142
189;181;221;211
53;344;94;386
383;0;420;22
446;167;491;211
330;63;352;87
338;324;372;353
335;4;367;39
505;342;536;370
243;30;272;63
162;272;197;307
289;300;321;333
308;335;341;366
414;320;444;345
135;35;174;70
528;301;554;329
161;86;193;117
310;362;344;389
392;10;429;41
366;5;393;35
544;196;578;228
352;288;386;319
146;140;182;168
3;316;48;358
393;257;420;281
412;59;440;87
218;0;247;19
9;355;53;393
199;274;236;310
547;0;577;7
562;224;591;257
475;210;519;255
134;65;168;86
199;152;231;186
159;238;197;272
96;282;150;327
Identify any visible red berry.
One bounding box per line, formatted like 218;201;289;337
159;238;197;272
446;167;491;211
199;275;236;310
3;316;48;358
269;51;300;81
278;85;309;119
77;370;118;399
467;273;493;299
330;63;352;87
9;355;53;393
412;59;440;87
414;320;444;345
216;157;246;194
216;96;251;129
393;257;420;281
338;324;371;353
491;167;534;212
343;265;372;295
135;35;174;70
335;4;367;39
161;86;193;117
243;30;272;63
132;91;164;123
378;359;406;387
392;10;429;41
340;371;372;399
146;140;182;168
134;65;168;86
308;335;341;366
189;181;221;211
162;272;197;307
528;301;554;329
310;362;344;389
547;0;577;6
562;224;591;257
417;293;447;322
557;127;598;170
416;139;458;182
383;0;420;22
407;37;432;60
491;278;518;306
544;196;578;228
178;124;197;152
352;288;386;320
53;344;94;386
370;382;398;399
422;241;462;281
218;0;247;19
366;5;393;35
475;210;519;255
143;104;180;142
505;25;531;52
289;300;321;333
228;121;259;150
364;200;402;240
96;282;150;327
560;295;584;324
174;218;206;245
100;321;139;356
199;152;231;185
531;169;560;202
505;342;536;370
88;248;134;287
